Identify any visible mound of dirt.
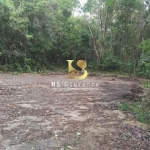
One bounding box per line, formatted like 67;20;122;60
121;83;144;102
121;92;141;101
130;83;143;94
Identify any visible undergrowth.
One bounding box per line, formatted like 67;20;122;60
120;81;150;124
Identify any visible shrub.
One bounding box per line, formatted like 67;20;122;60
102;55;121;71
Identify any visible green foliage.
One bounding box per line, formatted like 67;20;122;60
24;58;31;72
14;61;23;72
137;39;150;78
0;0;149;77
102;54;121;71
120;100;150;123
137;54;150;78
143;81;150;89
120;102;133;112
88;61;101;71
140;39;150;52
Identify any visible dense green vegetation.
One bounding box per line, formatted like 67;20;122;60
0;0;150;78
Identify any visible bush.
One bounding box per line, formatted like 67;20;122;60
137;53;150;78
137;39;150;79
102;55;121;71
24;58;31;72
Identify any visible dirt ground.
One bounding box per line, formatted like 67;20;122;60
0;74;149;150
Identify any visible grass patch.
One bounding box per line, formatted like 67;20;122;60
120;99;150;123
143;81;150;89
